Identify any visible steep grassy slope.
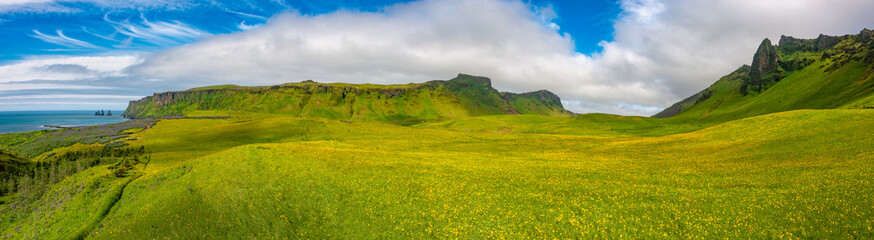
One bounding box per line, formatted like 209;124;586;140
0;149;27;180
123;74;572;122
654;29;874;121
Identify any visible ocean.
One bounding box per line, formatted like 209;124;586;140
0;110;128;134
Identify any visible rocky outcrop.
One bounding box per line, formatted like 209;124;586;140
742;38;782;94
814;34;841;51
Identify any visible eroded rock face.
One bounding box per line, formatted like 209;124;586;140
743;38;782;94
814;34;841;51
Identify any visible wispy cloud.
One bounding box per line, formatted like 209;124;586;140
237;21;261;31
0;0;53;6
0;101;127;106
0;94;141;100
0;83;114;91
225;9;268;21
101;13;209;47
0;0;197;13
31;29;104;49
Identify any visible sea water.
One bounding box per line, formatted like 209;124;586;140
0;110;127;134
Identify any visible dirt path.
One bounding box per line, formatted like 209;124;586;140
72;174;142;239
135;120;150;131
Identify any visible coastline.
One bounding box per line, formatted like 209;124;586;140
41;125;88;129
0;110;126;134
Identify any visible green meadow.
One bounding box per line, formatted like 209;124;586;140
1;31;873;239
1;109;872;239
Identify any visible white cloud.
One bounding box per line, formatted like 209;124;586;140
620;0;664;24
132;0;627;110
0;55;140;83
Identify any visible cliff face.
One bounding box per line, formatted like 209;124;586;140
123;74;572;121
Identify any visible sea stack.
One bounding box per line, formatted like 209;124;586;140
107;110;112;116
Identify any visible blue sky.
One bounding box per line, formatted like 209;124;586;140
0;0;618;62
1;0;872;115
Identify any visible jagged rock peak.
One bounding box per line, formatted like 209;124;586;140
751;39;778;79
859;28;872;41
815;34;841;51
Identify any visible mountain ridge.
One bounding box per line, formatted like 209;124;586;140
654;28;874;120
123;73;573;121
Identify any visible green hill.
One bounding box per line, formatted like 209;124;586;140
654;29;874;121
123;74;573;122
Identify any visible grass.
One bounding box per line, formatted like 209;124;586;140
0;109;866;238
415;113;707;137
0;165;142;239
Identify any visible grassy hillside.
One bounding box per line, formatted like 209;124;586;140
655;29;874;121
0;109;871;238
415;113;706;137
123;74;572;122
0;149;27;180
3;30;874;239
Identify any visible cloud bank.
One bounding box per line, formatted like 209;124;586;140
124;0;874;115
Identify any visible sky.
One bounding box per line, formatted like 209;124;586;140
0;0;872;116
